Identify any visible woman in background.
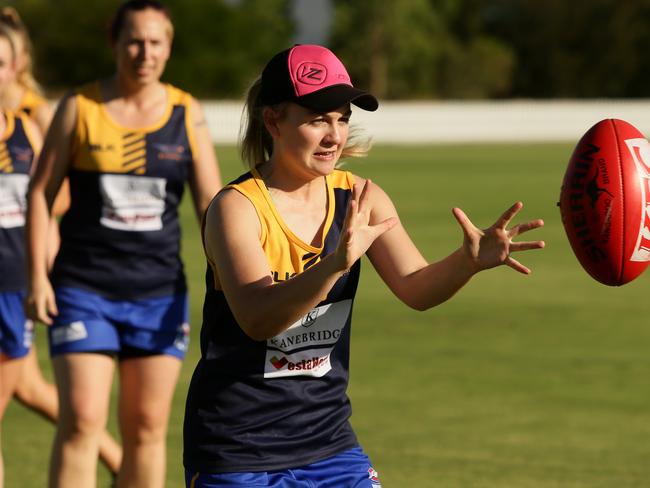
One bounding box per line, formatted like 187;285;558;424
0;23;43;488
0;7;122;477
26;1;222;486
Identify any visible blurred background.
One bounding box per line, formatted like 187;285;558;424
6;1;650;486
9;0;650;100
10;0;650;145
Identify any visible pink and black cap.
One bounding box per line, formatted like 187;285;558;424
260;44;378;113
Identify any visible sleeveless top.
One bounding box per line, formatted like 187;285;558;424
0;112;38;291
183;168;361;472
52;82;198;300
17;89;49;119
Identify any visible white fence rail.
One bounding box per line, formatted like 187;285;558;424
201;99;650;145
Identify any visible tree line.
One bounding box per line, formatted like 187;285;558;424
13;0;650;99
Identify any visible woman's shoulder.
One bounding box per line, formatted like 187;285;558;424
212;170;261;207
19;88;48;112
164;83;194;105
331;168;364;190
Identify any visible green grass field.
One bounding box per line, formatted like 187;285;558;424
6;142;650;487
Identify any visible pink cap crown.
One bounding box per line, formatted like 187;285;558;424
287;45;352;97
260;44;378;112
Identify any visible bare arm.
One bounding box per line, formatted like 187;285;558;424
187;97;222;220
31;102;54;138
205;181;396;341
25;93;77;324
366;180;545;311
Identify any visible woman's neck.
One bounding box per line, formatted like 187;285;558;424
0;82;25;112
105;74;165;107
258;160;325;200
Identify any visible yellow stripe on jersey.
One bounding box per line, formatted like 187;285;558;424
121;131;147;174
0;143;11;172
207;169;355;291
0;111;17;173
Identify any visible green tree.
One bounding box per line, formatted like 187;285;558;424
330;0;443;99
167;0;294;98
432;0;514;98
482;0;650;97
11;0;294;98
330;0;514;99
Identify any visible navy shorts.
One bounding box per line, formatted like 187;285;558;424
0;291;33;359
48;287;189;359
185;447;382;487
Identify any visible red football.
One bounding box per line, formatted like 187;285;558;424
559;118;650;286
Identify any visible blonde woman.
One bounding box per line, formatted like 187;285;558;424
0;7;123;478
0;23;43;488
183;44;544;487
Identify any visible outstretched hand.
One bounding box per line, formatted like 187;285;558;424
334;180;398;272
452;202;545;274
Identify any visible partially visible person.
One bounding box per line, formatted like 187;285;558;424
0;23;43;488
183;44;545;487
0;7;51;133
0;7;123;478
26;1;222;487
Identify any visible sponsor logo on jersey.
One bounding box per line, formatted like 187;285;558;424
269;355;327;372
88;143;116;152
12;146;34;163
153;143;186;161
271;270;296;282
0;173;29;228
301;309;319;327
99;174;166;231
269;356;288;369
264;299;351;379
51;321;88;345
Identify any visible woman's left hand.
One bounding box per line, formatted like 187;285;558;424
452;201;545;274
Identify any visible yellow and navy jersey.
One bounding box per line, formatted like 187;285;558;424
52;81;198;299
16;89;49;119
184;169;361;473
0;112;38;291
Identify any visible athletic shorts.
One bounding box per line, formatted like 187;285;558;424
0;291;33;359
48;286;189;359
185;447;382;488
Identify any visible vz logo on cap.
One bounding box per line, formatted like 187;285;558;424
297;62;327;85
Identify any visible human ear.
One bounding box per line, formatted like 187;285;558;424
262;106;281;138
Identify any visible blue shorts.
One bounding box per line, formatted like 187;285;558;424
0;291;33;359
185;447;382;488
48;287;190;359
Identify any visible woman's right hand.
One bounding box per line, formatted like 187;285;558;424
334;180;398;272
25;277;58;325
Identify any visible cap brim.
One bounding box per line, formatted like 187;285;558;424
296;84;379;113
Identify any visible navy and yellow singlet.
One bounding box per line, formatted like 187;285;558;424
17;88;48;119
52;82;198;300
184;168;361;473
0;112;38;292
